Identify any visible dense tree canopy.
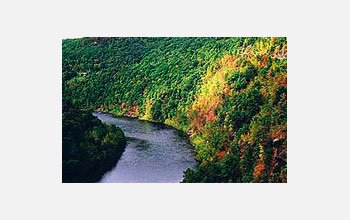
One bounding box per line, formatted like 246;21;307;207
62;100;126;182
62;37;287;183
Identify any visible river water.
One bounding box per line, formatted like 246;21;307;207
93;112;198;183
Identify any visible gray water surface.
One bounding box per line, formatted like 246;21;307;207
93;112;198;183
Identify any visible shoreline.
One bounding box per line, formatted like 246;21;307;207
92;110;200;163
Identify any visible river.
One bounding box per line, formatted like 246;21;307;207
92;112;198;183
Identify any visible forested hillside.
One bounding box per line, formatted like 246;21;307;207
62;100;126;183
62;37;287;183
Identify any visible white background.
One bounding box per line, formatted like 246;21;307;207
1;0;349;219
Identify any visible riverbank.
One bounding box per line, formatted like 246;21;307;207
94;109;194;149
62;104;127;183
93;112;198;183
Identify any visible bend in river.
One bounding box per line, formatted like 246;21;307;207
93;112;198;183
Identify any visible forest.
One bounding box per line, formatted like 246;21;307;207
62;37;287;183
62;99;126;182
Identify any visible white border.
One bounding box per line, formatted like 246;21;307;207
1;0;349;219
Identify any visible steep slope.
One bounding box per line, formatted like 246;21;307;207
62;37;287;182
